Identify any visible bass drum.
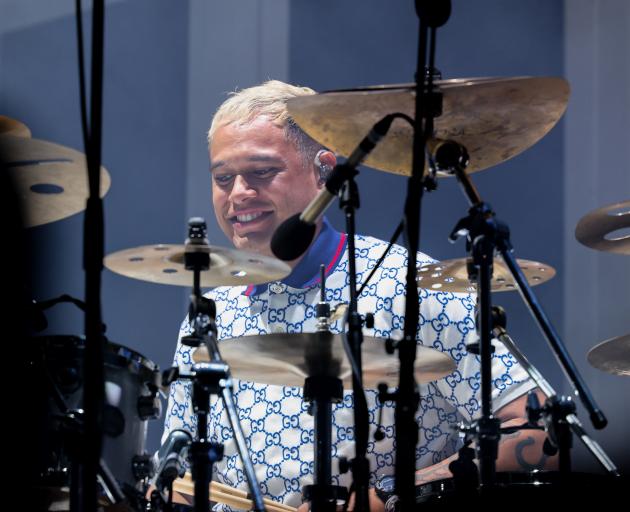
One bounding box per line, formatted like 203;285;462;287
27;335;162;510
416;471;627;507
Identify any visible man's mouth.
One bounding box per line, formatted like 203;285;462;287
232;211;268;223
228;210;273;232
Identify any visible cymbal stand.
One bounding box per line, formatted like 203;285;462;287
490;306;620;476
178;218;266;512
302;266;346;512
432;140;609;487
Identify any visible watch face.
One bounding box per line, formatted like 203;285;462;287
375;474;396;505
376;475;396;493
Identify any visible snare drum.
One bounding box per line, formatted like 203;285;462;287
27;335;162;505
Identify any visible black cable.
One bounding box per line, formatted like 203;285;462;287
358;220;403;297
355;112;413;297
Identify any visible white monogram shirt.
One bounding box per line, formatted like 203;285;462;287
163;219;535;509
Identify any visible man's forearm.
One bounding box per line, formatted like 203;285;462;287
415;419;557;485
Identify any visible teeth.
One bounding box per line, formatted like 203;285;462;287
235;212;263;223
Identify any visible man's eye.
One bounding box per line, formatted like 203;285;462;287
252;168;278;178
214;174;233;185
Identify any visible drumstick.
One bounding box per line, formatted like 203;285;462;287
174;474;297;512
181;472;294;512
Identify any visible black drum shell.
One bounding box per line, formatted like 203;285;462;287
26;335;160;492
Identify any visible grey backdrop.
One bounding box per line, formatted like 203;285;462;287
1;0;628;473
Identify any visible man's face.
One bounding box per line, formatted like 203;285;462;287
210;116;323;256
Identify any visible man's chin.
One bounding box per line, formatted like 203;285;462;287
232;234;273;257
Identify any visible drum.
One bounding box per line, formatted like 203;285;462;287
415;471;627;507
27;335;162;507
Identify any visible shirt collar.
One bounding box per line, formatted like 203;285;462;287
243;217;347;296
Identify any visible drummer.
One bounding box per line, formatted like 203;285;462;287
162;80;555;511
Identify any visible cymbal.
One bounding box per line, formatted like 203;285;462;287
287;76;569;176
587;334;630;377
0;136;111;227
104;244;291;287
0;115;31;138
193;332;456;388
417;257;555;293
575;200;630;255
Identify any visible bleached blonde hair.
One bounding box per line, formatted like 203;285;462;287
207;80;325;165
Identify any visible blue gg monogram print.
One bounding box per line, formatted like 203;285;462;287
163;221;534;509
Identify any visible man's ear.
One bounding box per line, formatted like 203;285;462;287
314;149;336;186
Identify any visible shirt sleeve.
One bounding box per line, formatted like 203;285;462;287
161;316;197;445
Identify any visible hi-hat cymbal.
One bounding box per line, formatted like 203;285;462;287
104;244;291;287
575;200;630;255
0;115;31;138
287;76;569;176
417;257;555;293
0;136;111;227
587;334;630;377
193;332;456;389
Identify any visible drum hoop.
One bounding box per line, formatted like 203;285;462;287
32;335;159;384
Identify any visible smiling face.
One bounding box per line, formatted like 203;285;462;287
210;116;324;257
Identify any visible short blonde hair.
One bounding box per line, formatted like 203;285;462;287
207;80;325;164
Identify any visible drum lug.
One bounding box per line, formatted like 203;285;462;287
132;453;154;481
137;395;162;420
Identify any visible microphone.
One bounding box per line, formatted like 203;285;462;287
152;429;192;491
271;115;396;261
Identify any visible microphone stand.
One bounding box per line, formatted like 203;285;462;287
395;1;450;508
339;170;371;511
178;218;266;512
80;1;106;511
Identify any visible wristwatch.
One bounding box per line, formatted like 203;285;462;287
374;475;399;512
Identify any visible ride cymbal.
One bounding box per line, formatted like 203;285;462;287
417;257;555;293
0;136;111;227
575;200;630;255
587;334;630;377
193;332;456;389
104;244;291;287
287;76;569;176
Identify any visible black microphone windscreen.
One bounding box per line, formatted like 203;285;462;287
271;213;317;261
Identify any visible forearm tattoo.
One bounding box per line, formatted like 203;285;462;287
514;435;548;471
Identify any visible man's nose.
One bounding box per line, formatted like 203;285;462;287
229;174;257;202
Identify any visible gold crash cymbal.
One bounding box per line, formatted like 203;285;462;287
0;136;111;227
287;76;569;176
193;332;456;389
417;257;555;293
0;115;31;138
105;244;291;287
587;334;630;377
575;200;630;255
